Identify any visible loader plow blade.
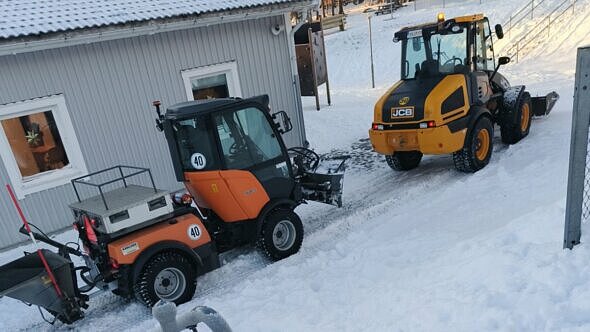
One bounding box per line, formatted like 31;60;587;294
300;156;348;207
531;91;559;116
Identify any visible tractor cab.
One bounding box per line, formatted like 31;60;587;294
155;95;346;229
159;95;297;203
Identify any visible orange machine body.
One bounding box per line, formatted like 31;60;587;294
108;213;211;265
183;170;270;222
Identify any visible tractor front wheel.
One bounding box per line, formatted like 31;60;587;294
260;209;303;261
385;151;423;171
453;116;493;173
134;251;197;307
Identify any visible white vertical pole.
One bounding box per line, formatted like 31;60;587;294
369;15;375;88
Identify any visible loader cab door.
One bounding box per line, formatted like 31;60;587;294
471;18;495;103
212;106;295;199
474;18;495;72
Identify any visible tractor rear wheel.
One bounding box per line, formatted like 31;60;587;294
501;92;532;144
260;209;303;261
134;251;197;307
453;116;493;173
385;151;423;171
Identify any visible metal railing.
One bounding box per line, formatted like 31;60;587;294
504;0;577;62
564;46;590;249
502;0;547;38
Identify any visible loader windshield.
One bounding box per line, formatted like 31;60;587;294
401;24;467;80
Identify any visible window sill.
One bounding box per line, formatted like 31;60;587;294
14;165;88;199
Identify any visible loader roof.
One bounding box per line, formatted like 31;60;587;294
396;13;484;33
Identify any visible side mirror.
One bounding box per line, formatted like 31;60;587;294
495;24;504;39
498;56;510;65
272;111;293;134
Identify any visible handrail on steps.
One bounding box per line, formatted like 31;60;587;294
504;0;577;62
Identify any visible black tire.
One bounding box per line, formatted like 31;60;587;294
501;92;532;144
260;209;304;261
134;251;197;307
453;116;494;173
385;151;423;171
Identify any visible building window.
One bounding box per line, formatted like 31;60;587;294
181;62;242;101
0;95;87;198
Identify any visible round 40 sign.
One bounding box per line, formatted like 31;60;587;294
187;224;202;241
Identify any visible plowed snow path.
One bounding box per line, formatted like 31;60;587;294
1;0;589;331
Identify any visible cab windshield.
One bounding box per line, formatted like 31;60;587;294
401;25;467;80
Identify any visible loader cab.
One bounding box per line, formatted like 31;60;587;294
394;13;507;104
161;96;297;206
396;14;497;79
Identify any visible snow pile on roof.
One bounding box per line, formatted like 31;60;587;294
0;0;304;39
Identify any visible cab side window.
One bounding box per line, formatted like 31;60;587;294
215;107;283;169
173;115;219;171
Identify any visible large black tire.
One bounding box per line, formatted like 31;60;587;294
260;209;304;261
134;251;197;307
385;151;423;171
501;91;532;144
453;116;494;173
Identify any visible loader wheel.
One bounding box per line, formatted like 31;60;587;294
385;151;423;171
261;209;303;261
501;92;532;144
453;116;493;173
134;251;196;307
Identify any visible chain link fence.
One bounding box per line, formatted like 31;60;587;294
564;46;590;249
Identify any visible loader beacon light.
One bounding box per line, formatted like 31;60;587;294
437;13;445;22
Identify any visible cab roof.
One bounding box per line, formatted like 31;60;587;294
165;95;270;120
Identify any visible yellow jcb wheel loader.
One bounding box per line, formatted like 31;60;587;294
369;13;559;172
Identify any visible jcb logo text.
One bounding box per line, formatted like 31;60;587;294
391;107;414;118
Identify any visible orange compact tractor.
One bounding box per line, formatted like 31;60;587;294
0;95;346;324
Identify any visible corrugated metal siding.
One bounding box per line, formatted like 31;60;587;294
0;15;304;248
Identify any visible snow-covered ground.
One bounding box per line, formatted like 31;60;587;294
2;0;590;331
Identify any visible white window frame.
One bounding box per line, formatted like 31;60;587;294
0;94;87;199
181;61;242;101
